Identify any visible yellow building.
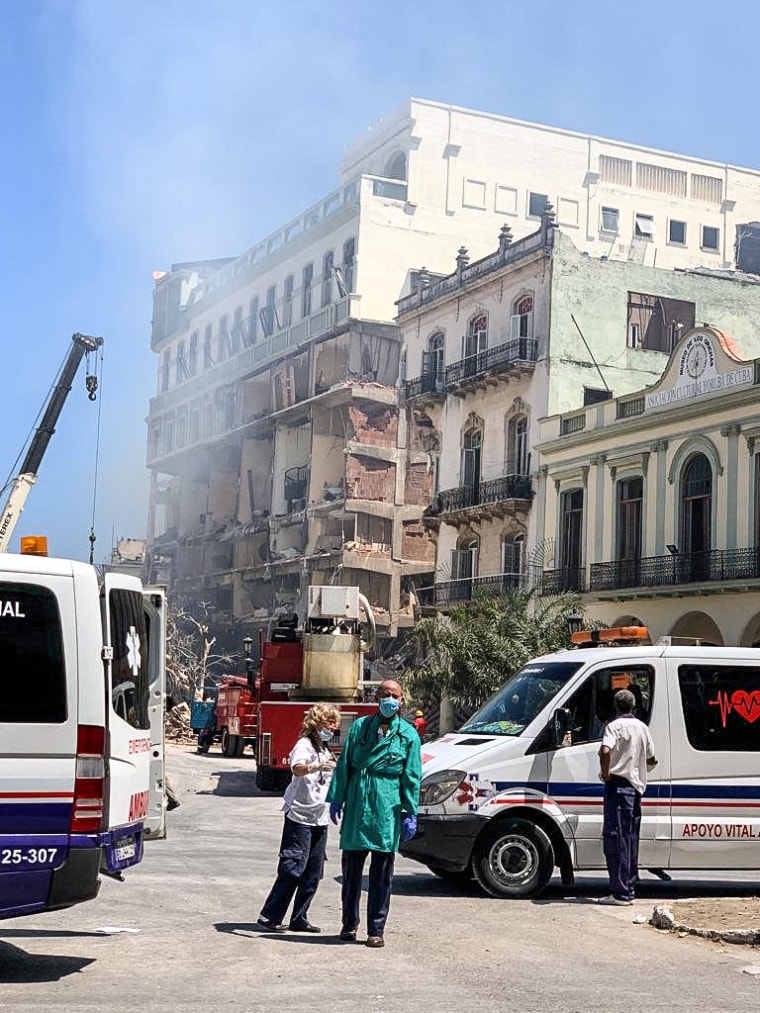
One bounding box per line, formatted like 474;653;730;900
536;326;760;645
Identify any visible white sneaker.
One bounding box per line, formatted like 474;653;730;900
598;895;634;906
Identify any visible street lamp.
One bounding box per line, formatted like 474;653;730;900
566;612;584;641
243;635;254;691
666;545;679;585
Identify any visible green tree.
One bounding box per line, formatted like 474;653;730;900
403;588;583;717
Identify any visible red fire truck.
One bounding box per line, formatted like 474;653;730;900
194;587;378;791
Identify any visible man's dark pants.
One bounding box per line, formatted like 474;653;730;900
603;775;641;901
341;848;395;937
260;818;327;926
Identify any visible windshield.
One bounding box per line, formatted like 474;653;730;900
460;661;583;736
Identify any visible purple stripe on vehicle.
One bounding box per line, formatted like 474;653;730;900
0;802;71;833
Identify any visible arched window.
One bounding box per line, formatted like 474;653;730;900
560;488;584;588
461;426;482;497
508;415;529;475
502;534;525;589
452;534;479;586
464;314;488;375
511;294;534;340
423;331;445;392
681;454;712;574
385;151;407;181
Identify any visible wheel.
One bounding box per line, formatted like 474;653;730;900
428;865;472;884
233;736;245;757
471;818;554;899
256;765;277;791
220;728;232;756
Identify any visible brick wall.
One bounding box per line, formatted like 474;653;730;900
346;454;396;501
405;461;432;506
401;520;436;562
348;405;398;447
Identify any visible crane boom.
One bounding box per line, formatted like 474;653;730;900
0;333;103;551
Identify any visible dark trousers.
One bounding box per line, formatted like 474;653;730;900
603;776;641;901
341;848;395;938
260;818;327;927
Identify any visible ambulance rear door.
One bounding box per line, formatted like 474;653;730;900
142;586;166;840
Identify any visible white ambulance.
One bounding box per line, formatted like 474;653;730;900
0;541;166;920
401;627;760;897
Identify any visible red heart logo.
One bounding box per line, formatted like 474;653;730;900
731;689;760;723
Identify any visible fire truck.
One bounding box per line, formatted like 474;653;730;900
192;586;379;791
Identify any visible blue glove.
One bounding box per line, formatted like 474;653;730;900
329;802;343;825
401;814;417;842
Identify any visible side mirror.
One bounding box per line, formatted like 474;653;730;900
550;707;571;748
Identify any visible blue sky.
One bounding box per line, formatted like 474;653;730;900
1;0;759;560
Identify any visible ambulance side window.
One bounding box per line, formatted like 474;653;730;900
562;666;654;745
109;589;150;730
679;664;760;751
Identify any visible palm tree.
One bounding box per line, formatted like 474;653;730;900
403;588;583;718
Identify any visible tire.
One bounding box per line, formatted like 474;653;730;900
471;818;554;899
220;728;232;757
233;736;245;757
428;865;473;885
256;765;277;791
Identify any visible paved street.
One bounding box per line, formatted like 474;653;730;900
2;745;759;1013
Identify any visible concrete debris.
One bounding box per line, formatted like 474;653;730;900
741;966;760;976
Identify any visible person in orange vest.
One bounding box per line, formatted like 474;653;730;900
412;710;427;741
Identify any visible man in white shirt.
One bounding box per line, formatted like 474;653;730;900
598;688;657;906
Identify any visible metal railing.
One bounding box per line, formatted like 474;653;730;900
431;471;533;515
589;548;760;592
284;465;309;507
540;566;587;594
405;370;445;400
617;397;645;420
560;412;586;436
417;569;540;607
445;338;538;387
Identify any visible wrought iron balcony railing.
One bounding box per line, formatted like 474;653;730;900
444;338;538;387
405;370;445;400
589;548;760;592
284;465;309;508
540;566;587;594
430;471;533;516
416;569;541;608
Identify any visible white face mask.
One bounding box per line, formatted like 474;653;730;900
318;727;334;742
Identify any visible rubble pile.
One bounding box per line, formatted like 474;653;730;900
165;701;193;741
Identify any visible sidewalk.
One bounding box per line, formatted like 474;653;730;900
652;897;760;944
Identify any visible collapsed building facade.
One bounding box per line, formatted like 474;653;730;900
145;98;760;645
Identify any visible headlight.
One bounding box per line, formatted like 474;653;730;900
419;769;467;806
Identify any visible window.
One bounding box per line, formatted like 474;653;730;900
452;535;478;581
342;238;356;294
508;415;529;475
248;296;259;345
460;661;584;737
702;225;720;251
583;387;611;405
188;331;198;375
669;220;686;245
262;286;276;337
681;453;712;564
511;295;533;341
461;428;482;492
755;455;760;549
175;341;188;384
302;263;313;318
560;665;654;747
282;274;294;327
528;192;548;218
560;488;584;583
423;331;445;392
189;409;200;444
679;664;760;751
321;251;334;307
385;151;407;181
601;207;619;233
231;306;243;352
626;293;695;353
217;314;229;362
109;588;149;730
634;213;654;239
501;534;525;587
464;314;488;369
0;583;66;723
737;222;760;274
160;350;170;392
617;477;643;563
203;324;213;369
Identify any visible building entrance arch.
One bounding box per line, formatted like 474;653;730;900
669;610;724;646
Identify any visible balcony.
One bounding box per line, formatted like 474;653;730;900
427;471;533;524
589;548;760;593
405;370;445;403
445;338;538;391
541;566;587;594
417;570;538;608
284;465;309;512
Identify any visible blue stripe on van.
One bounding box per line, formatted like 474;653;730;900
0;802;71;833
492;781;760;801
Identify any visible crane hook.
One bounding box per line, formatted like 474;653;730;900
85;374;98;402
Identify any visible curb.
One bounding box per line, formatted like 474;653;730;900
651;904;760;945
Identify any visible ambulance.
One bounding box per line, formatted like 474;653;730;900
400;626;760;897
0;541;166;920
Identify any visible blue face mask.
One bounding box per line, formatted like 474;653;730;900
378;697;400;719
318;728;334;742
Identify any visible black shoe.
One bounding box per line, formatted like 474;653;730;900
166;798;180;811
289;921;321;933
339;928;357;941
257;917;287;933
366;935;385;948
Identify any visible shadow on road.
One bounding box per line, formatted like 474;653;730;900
535;875;760;906
0;928;105;939
0;941;94;982
214;922;350;944
197;770;259;798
